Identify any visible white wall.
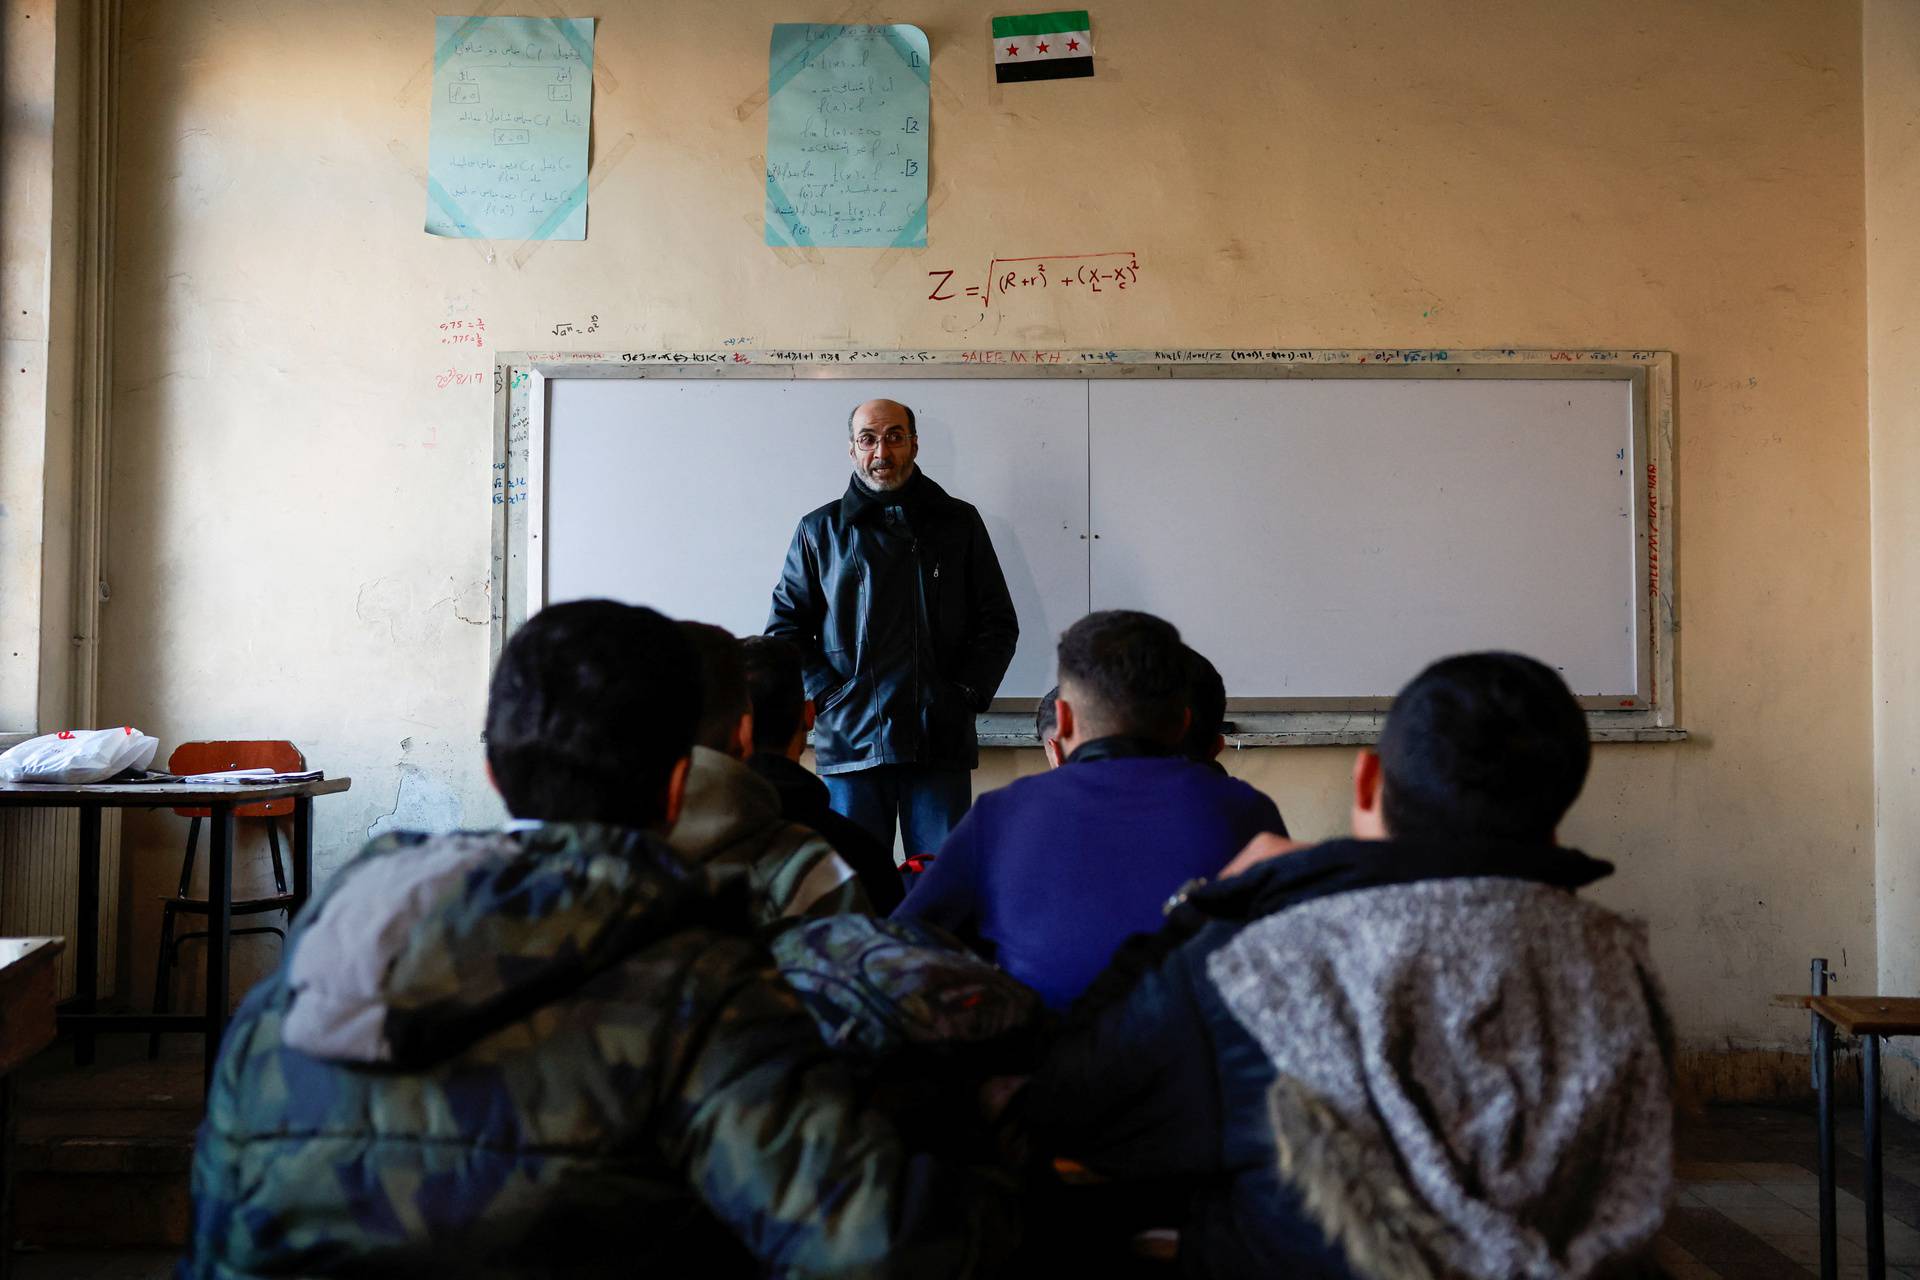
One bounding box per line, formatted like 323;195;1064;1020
99;0;1873;1090
1869;0;1920;1103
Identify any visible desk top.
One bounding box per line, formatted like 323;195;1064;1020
0;777;352;808
1774;993;1920;1036
0;936;63;973
0;937;65;1074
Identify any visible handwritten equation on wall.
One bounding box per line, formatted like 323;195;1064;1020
439;317;487;349
927;251;1141;313
496;385;532;508
434;314;490;393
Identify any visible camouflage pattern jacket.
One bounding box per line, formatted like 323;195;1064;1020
669;746;868;925
184;822;1015;1279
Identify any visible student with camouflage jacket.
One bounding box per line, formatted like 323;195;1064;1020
671;621;867;924
184;601;1017;1279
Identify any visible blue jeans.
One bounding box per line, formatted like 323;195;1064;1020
823;765;973;863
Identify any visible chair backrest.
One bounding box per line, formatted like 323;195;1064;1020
168;740;305;819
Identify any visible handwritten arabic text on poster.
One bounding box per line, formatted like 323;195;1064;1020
427;16;595;241
766;24;930;249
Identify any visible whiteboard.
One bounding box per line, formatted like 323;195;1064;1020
539;377;1088;697
1089;378;1640;701
512;352;1664;723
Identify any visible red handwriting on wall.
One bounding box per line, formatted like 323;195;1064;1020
958;350;1067;364
436;315;489;393
927;251;1142;312
436;367;486;390
440;318;487;349
1647;462;1659;601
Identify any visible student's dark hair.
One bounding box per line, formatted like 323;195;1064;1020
846;401;917;437
1055;611;1188;742
740;634;806;752
1180;645;1227;762
1376;651;1592;843
1035;685;1060;741
484;600;699;828
679;622;752;754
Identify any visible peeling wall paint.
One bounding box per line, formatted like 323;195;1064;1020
98;0;1874;1078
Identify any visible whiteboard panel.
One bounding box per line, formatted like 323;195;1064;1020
1088;378;1640;699
542;377;1088;698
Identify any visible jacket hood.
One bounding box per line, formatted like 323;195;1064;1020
281;822;753;1069
1211;874;1673;1279
669;746;785;862
1184;836;1613;928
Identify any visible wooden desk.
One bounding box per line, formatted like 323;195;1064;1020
1774;987;1920;1280
0;938;64;1280
0;779;350;1088
0;938;65;1073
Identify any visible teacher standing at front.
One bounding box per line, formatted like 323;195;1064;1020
767;398;1018;863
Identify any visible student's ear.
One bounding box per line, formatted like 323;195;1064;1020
662;754;693;831
1351;749;1388;839
730;711;755;761
1042;736;1064;769
1054;697;1077;744
484;757;499;798
802;698;817;732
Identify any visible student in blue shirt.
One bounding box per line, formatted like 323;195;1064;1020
893;610;1286;1010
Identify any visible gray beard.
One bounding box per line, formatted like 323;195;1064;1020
854;462;914;493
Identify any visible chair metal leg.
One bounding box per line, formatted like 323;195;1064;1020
265;818;288;897
151;817;204;1057
1812;958;1829;1087
1817;1014;1838;1280
1866;1034;1885;1280
176;817;202;896
204;803;234;1089
148;903;179;1059
292;797;314;920
74;807;100;1067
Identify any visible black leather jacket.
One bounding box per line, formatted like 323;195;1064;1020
766;471;1018;775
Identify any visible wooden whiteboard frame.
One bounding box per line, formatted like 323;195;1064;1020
491;348;1681;746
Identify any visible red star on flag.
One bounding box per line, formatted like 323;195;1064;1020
1036;40;1049;52
1006;42;1019;55
1065;37;1080;50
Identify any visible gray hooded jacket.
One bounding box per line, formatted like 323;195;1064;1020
1208;875;1674;1280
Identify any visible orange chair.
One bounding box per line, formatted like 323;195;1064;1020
150;741;302;1056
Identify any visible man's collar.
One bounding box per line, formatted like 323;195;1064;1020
1063;734;1181;766
839;469;938;523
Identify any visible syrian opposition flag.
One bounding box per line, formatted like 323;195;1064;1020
993;11;1094;82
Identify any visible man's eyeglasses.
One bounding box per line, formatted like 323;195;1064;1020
854;430;914;451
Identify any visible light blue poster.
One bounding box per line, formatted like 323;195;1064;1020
427;16;594;241
766;24;930;249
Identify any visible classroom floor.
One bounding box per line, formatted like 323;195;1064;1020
7;1092;1917;1278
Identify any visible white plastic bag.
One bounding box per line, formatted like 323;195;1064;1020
0;727;159;783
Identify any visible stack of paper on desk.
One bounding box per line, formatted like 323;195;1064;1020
177;768;324;784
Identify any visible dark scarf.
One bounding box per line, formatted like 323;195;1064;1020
844;467;933;523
